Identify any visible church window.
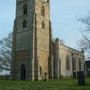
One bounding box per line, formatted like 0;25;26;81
66;55;70;70
23;20;27;28
72;57;76;70
40;66;42;75
23;4;27;15
42;21;45;29
41;5;45;16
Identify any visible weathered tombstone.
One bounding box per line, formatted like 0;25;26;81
77;71;85;86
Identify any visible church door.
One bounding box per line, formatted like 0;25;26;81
20;64;26;80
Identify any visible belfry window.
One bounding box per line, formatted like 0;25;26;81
23;4;27;15
41;6;45;16
23;20;27;28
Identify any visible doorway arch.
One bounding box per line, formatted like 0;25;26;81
20;64;26;80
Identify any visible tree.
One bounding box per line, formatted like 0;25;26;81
0;33;12;71
78;14;90;51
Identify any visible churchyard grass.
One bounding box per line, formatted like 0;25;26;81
0;78;90;90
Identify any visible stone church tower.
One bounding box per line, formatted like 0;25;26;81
11;0;52;80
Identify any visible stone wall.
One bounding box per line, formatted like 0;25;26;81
53;38;85;78
35;0;50;80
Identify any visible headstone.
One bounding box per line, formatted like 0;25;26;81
77;71;85;86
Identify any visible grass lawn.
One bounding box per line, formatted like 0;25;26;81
0;78;90;90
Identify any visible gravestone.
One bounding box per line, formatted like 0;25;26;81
77;71;85;86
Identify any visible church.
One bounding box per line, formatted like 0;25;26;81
11;0;85;80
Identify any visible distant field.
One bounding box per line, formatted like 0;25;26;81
0;78;90;90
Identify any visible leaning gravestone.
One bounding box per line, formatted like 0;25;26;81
77;71;85;86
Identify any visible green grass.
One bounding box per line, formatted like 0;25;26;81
0;78;90;90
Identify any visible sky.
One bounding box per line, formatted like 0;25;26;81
0;0;90;49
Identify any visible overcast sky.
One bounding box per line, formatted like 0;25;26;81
0;0;90;49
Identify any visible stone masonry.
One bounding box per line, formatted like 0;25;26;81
11;0;85;80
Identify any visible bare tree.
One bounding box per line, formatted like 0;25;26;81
78;14;90;51
0;33;12;71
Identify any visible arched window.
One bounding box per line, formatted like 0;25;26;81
66;55;70;70
42;21;45;29
72;57;76;70
23;4;27;15
41;6;45;16
23;20;27;28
